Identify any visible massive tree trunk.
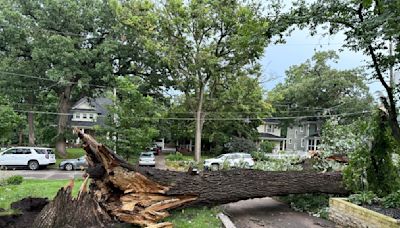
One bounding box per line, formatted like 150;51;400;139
55;85;72;157
28;112;35;146
34;130;347;228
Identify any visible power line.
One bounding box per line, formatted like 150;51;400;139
0;71;108;89
5;107;371;120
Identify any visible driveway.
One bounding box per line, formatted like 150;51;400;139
223;197;335;228
0;169;84;180
155;153;167;170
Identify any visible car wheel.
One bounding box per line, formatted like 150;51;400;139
211;164;219;171
28;160;39;170
64;163;74;171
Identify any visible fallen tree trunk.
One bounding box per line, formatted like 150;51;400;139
34;130;348;228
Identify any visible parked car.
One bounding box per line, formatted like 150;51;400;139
148;144;161;155
203;153;255;171
59;156;88;171
0;147;56;170
138;152;156;167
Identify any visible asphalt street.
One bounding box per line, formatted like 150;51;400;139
0;169;84;180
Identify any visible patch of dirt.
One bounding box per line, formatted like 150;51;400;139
0;197;49;228
363;204;400;219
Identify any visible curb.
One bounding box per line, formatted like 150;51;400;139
218;213;236;228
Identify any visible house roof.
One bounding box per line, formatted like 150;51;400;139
72;97;113;115
259;132;285;140
263;118;280;123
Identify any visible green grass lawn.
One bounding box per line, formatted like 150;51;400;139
164;207;221;228
0;179;82;210
0;178;222;227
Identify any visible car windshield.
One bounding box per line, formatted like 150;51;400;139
217;154;226;159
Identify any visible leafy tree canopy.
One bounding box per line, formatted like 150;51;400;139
267;51;373;125
95;77;161;159
287;0;400;141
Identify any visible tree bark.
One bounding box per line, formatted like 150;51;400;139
194;85;205;162
18;129;24;146
55;85;72;157
33;130;347;228
28;112;35;146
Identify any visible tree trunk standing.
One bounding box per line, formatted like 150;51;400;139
33;130;347;228
28;112;35;146
384;92;400;142
55;85;72;157
194;85;205;162
18;129;23;146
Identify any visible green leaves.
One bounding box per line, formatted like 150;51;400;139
0;96;21;144
267;51;372;123
96;77;161;159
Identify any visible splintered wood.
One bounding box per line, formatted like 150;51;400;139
76;128;198;227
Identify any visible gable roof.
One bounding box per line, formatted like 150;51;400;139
71;97;113;115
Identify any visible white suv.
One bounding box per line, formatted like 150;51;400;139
0;147;56;170
204;153;255;171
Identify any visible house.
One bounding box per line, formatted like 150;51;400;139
69;97;113;143
258;118;323;153
284;119;323;153
257;119;286;152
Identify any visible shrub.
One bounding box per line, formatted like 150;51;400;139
251;151;266;161
348;191;377;205
259;141;274;153
278;194;331;219
166;152;184;161
227;137;256;152
382;190;400;208
343;111;400;196
6;175;23;185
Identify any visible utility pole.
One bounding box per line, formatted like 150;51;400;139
113;87;117;154
389;40;395;88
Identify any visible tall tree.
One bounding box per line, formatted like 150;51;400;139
95;77;161;160
0;0;119;156
267;51;373;123
0;96;21;145
116;0;270;161
288;0;400;141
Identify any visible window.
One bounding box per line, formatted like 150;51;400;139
300;125;304;132
35;149;47;154
82;113;87;119
308;139;315;151
267;125;274;133
288;138;292;144
295;130;297;138
89;113;94;119
301;138;304;147
16;148;31;154
4;149;17;154
75;113;81;119
316;139;321;151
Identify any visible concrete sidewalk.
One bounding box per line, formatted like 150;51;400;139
223;197;335;228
